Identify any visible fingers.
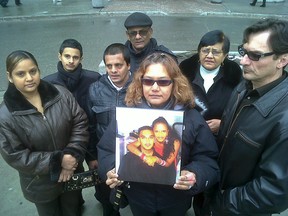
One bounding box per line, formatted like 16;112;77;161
58;169;74;182
106;168;116;178
173;179;195;190
182;172;196;181
173;171;196;190
173;181;195;190
106;169;123;188
106;177;123;188
107;179;124;189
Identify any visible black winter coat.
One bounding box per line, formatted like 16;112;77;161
43;62;100;161
125;38;177;73
179;54;242;120
0;81;89;203
211;76;288;216
97;103;219;212
43;62;101;115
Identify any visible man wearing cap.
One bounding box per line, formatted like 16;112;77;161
124;12;177;73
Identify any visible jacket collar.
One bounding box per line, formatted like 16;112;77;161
236;74;288;117
125;38;157;56
102;73;133;91
188;54;241;86
4;80;59;112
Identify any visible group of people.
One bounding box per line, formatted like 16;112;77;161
0;11;288;216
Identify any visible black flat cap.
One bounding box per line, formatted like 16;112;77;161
124;12;153;29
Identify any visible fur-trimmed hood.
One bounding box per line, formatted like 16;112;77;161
179;53;242;87
4;80;59;113
179;53;243;120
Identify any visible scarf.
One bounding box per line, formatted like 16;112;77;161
57;61;83;92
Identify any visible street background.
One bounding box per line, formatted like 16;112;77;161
0;0;288;215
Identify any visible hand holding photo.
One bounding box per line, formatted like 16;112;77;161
115;107;184;185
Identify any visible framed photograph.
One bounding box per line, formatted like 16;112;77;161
115;107;184;185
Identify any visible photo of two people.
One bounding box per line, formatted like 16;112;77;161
115;107;184;185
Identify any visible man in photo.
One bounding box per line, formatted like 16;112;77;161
118;126;176;185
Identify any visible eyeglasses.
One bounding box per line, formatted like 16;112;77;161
127;29;149;38
200;48;223;56
141;78;173;87
238;45;274;61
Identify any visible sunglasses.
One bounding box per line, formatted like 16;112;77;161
141;78;173;87
238;45;274;61
127;29;149;38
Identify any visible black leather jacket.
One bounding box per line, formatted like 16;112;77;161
0;81;88;203
211;75;288;215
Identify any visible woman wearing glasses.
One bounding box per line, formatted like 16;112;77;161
179;30;242;216
180;30;242;135
98;52;219;216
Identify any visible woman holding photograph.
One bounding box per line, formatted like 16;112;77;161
97;52;219;216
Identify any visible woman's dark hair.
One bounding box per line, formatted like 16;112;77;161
197;30;230;54
6;50;39;76
152;116;180;160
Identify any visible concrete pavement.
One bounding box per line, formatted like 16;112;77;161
0;0;287;20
